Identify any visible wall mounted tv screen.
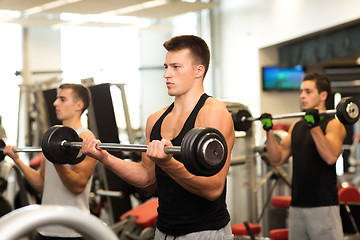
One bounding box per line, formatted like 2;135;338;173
262;65;305;91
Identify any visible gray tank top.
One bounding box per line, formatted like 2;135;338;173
39;126;93;237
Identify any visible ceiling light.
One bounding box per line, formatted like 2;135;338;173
60;13;141;24
0;10;21;23
24;0;82;15
102;0;169;15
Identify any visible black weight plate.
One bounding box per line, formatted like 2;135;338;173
42;125;82;164
41;126;53;162
181;127;227;176
197;133;225;167
181;127;203;175
196;129;227;176
0;139;5;161
336;97;360;125
232;109;252;131
41;125;60;164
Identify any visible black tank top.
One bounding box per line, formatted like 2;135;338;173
291;115;339;207
150;93;230;236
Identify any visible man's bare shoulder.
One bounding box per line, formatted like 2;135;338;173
79;129;95;139
148;106;169;122
145;105;171;134
197;97;232;126
202;97;229;113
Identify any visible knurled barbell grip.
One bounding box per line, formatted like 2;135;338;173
61;141;182;155
242;109;337;122
0;147;42;153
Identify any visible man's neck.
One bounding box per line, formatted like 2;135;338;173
173;91;204;114
62;118;82;130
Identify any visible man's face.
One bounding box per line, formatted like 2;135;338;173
53;88;81;121
163;48;199;96
299;80;322;110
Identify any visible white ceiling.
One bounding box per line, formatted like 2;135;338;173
0;0;217;28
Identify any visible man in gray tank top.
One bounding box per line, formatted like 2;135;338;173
4;83;97;240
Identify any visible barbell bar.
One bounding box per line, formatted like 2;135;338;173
0;139;43;161
243;109;336;122
41;125;227;176
0;147;42;153
233;96;359;132
62;141;181;155
1;126;227;177
0;131;206;167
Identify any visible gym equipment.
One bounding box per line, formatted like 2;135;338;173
111;198;158;239
231;222;261;239
0;160;34;209
268;196;291;240
40;125;227;176
0;195;12;218
269;229;289;240
87;83;139;224
0;205;118;240
338;186;360;235
233;96;359;131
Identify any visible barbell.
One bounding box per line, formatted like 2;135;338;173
0;139;43;162
1;126;228;177
232;96;359;132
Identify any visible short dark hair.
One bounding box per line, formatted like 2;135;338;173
163;35;210;77
303;73;331;101
59;83;91;113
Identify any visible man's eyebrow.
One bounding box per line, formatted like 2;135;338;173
168;62;181;66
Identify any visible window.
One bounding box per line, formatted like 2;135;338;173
0;24;22;145
61;26;141;131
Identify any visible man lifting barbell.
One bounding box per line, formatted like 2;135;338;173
81;35;235;240
1;126;228;177
261;73;347;240
3;83;96;240
0;36;234;240
232;96;359;132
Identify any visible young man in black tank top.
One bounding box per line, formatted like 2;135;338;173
260;73;346;240
82;35;235;239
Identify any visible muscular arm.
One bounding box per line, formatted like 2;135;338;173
81;114;159;190
148;99;235;201
3;146;45;193
266;123;294;166
54;131;97;194
309;119;346;165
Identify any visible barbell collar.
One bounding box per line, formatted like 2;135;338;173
243;109;337;122
61;141;182;155
346;102;359;119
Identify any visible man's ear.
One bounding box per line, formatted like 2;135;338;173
195;64;205;79
320;91;328;101
75;101;84;112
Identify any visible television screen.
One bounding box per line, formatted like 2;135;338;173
262;65;305;91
